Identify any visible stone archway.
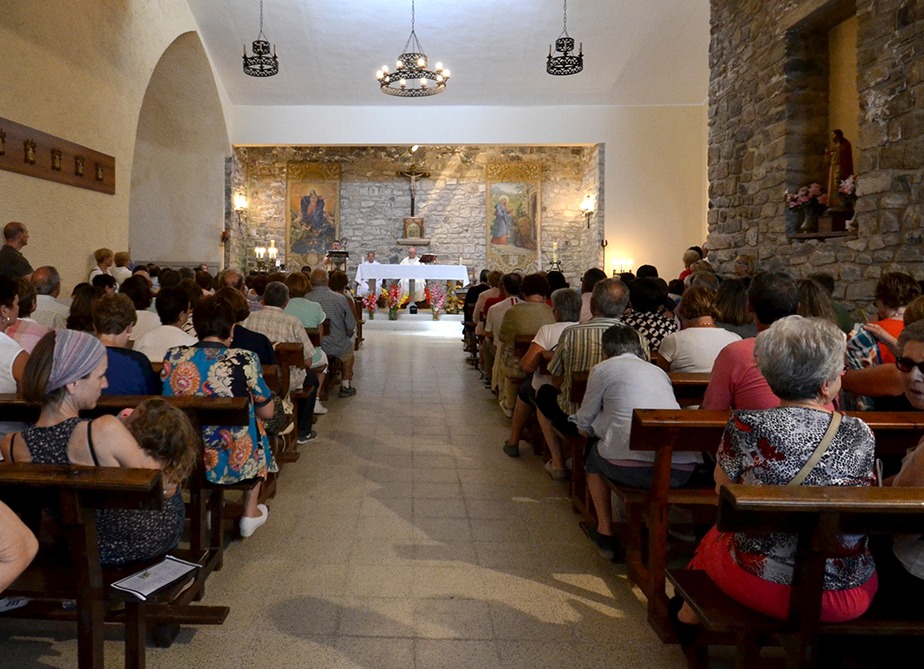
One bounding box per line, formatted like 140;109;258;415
128;31;229;271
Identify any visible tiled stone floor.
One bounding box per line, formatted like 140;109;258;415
0;314;687;668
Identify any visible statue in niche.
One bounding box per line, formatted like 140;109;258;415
825;129;854;211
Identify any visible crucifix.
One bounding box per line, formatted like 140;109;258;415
397;163;430;216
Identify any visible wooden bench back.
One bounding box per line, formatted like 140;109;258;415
570;370;589;406
668;371;711;407
305;327;321;347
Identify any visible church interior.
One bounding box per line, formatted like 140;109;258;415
0;0;922;667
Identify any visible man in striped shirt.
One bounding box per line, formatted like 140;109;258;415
535;278;631;479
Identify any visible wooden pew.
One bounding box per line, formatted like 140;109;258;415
668;372;711;408
305;327;322;348
0;395;251;591
668;484;924;668
0;463;229;669
621;408;924;641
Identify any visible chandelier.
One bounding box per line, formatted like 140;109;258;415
376;0;450;97
243;0;279;77
547;0;583;76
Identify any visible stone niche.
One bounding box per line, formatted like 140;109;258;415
707;0;923;313
226;144;604;287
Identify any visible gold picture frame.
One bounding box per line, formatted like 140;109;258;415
486;162;541;274
286;162;341;269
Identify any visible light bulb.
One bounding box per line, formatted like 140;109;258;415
442;69;450;78
417;57;425;67
436;74;443;82
382;64;389;73
376;70;384;79
397;60;403;69
435;62;443;70
399;78;406;88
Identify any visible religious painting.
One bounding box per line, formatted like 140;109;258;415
286;162;341;269
486;162;541;274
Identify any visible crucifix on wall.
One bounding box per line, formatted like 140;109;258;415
397;163;430;241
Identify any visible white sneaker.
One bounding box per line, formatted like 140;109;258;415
240;503;268;538
0;597;29;613
313;400;328;415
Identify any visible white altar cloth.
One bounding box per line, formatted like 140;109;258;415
354;264;469;283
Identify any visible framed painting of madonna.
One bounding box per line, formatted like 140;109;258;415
286;162;341;269
486;162;541;275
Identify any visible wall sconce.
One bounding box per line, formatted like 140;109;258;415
611;257;634;277
580;193;596;228
233;193;249;225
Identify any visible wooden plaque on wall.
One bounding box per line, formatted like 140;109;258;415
0;116;115;194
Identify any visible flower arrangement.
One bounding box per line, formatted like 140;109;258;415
839;174;857;196
445;283;463;314
386;284;403;309
786;183;828;211
363;292;377;318
429;282;446;319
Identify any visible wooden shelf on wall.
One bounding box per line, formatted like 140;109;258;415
787;230;858;241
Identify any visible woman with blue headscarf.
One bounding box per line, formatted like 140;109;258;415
0;330;187;565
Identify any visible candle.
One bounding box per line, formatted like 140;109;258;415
459;256;463;265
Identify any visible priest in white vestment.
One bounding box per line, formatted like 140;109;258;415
356;251;381;297
399;246;425;303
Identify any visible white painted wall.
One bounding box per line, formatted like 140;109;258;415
0;1;227;290
231;104;708;278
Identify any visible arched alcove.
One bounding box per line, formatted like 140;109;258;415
128;31;229;269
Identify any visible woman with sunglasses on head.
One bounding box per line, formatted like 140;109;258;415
868;321;924;613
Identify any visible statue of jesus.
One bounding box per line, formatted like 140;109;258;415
397;164;430;217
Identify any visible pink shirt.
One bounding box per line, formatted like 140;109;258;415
701;338;779;410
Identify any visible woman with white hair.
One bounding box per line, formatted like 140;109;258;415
672;315;878;636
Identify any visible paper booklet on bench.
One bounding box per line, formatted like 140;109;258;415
111;555;199;601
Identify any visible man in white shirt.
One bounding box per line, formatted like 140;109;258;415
399;246;424;303
134;286;198;363
31;266;70;330
356;251;381;297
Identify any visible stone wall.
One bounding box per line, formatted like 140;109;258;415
708;0;923;311
228;145;603;287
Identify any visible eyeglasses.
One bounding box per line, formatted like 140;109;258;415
895;357;924;373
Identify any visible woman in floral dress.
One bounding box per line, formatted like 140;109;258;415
162;294;277;538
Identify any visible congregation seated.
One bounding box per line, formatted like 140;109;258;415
243;280;323;438
622;277;678;353
161;295;277;538
657;285;740;373
92;293;159;396
283;271;325;328
878;320;924;610
463;269;491;322
672;315;878;633
502;286;582;457
482;272;523;390
473;270;502;337
213;286;276;366
91;273;117;296
863;271;921;365
177;277;203;337
714;277;755;338
133;285;198;364
0;330;190;565
308;269;357;398
111;251;132;285
0;276;29;395
535;278;630;478
796;277;841;326
31;266;70;330
66;283;97;333
571;323;700;560
496;273;553;416
119;274;161;342
579;268;608;323
87;247;114;282
702;270;799;410
6;278;48;354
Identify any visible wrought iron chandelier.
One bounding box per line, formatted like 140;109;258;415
547;0;583;76
243;0;279;77
376;0;450;97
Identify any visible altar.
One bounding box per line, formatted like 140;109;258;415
353;263;469;283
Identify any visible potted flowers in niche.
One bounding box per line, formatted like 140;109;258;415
785;183;827;233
